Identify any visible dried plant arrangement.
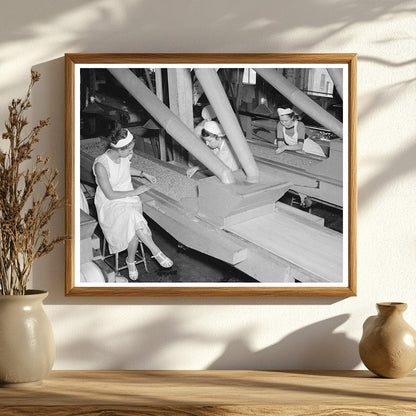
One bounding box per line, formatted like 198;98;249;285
0;71;65;295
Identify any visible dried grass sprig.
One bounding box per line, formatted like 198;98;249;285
0;71;66;295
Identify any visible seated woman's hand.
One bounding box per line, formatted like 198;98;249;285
275;146;286;155
143;172;157;183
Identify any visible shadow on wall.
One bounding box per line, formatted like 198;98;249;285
358;139;416;210
53;307;359;370
30;57;67;301
0;0;413;51
0;0;414;97
55;311;207;369
207;314;360;370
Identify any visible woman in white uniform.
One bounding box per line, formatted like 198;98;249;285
275;108;326;157
93;128;173;280
186;120;239;178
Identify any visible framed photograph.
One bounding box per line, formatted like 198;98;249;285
65;53;356;296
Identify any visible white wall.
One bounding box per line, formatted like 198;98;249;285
1;0;415;370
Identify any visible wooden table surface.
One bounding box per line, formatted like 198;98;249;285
1;370;415;415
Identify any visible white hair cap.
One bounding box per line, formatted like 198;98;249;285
204;121;225;137
111;129;134;148
201;105;216;120
277;108;293;117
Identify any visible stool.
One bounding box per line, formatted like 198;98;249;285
102;238;148;277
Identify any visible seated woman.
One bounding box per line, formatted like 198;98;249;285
93;128;173;281
275;108;326;157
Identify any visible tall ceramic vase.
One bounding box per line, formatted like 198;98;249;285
0;290;55;387
359;302;416;378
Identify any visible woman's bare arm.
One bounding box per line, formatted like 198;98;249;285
95;163;149;200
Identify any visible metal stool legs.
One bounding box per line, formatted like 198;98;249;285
102;238;148;277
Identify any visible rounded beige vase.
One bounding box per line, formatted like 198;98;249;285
359;302;416;378
0;290;55;387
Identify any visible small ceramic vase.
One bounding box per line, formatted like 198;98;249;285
0;290;55;387
359;302;416;378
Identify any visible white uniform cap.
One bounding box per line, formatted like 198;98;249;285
204;121;225;137
277;108;293;117
111;129;134;148
201;105;216;120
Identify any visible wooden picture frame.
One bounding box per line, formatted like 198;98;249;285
65;53;356;296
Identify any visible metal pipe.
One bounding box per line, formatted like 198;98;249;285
167;68;193;163
108;68;235;184
327;68;343;101
194;68;260;183
155;69;167;161
255;68;343;138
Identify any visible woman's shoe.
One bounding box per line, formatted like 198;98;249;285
151;252;173;268
126;259;139;280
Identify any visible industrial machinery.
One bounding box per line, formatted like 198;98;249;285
79;66;345;284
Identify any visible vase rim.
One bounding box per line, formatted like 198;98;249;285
23;290;48;296
0;290;48;299
377;302;407;306
377;302;407;311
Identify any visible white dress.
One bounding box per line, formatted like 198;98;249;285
93;151;148;254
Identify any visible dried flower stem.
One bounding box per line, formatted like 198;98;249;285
0;71;66;295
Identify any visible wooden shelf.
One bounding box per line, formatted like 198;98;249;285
1;370;415;415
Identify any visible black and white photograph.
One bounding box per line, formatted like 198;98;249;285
65;54;356;296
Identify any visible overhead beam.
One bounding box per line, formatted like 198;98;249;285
194;68;260;183
168;68;194;163
108;68;235;184
327;68;343;101
154;69;167;161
